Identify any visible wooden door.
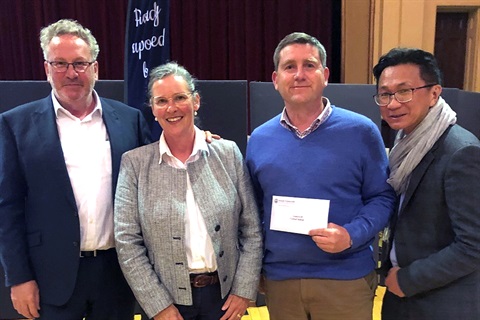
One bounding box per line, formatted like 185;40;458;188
434;12;469;89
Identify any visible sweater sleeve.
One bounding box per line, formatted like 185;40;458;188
343;123;396;250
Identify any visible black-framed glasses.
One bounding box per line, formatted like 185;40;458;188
46;60;95;73
373;84;437;107
151;92;193;109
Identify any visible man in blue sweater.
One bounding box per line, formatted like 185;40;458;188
246;32;396;319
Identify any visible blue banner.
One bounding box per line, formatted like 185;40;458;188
124;0;170;140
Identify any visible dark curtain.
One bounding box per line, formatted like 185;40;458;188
0;0;337;82
0;0;128;80
170;0;337;83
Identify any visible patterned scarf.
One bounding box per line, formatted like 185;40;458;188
388;97;457;195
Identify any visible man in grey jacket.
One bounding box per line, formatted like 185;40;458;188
373;48;480;320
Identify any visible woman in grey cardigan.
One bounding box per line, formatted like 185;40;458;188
114;62;262;320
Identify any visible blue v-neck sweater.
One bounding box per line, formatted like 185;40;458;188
246;105;396;280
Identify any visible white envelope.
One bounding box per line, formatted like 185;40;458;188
270;195;330;235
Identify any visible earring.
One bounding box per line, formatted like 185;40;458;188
194;111;198;116
154;117;158;121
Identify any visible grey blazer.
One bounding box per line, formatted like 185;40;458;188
114;139;262;318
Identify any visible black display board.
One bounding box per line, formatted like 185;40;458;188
249;82;480;143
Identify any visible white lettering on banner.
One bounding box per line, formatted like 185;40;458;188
131;28;166;60
143;61;149;78
133;2;162;27
129;1;168;78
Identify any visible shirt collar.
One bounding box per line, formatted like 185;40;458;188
280;97;332;137
53;90;102;120
158;126;209;164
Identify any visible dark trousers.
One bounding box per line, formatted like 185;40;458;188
381;290;410;320
175;283;228;320
38;249;136;320
382;288;480;320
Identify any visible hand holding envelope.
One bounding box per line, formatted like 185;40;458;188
308;223;352;253
270;196;330;235
270;195;352;253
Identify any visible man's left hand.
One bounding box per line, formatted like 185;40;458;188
385;267;406;297
204;131;221;143
309;222;351;253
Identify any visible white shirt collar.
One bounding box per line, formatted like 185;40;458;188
52;90;102;120
158;126;209;165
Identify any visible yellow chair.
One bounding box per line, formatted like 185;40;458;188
242;306;270;320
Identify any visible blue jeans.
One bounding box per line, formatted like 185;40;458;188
175;283;228;320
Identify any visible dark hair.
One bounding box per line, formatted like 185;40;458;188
273;32;327;71
373;48;443;87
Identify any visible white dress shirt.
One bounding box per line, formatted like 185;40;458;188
53;91;114;251
159;126;218;273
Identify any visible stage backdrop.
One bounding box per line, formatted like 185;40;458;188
125;0;170;140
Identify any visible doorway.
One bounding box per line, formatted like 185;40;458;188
434;12;469;89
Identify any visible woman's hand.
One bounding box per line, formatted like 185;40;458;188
220;294;249;320
153;304;184;320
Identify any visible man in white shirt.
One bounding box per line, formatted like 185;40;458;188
0;19;151;319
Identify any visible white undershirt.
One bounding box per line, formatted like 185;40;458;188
53;91;114;251
159;126;217;273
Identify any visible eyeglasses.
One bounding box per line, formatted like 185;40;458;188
46;60;95;73
373;84;437;107
152;92;193;109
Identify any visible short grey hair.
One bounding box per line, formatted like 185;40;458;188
148;62;197;100
273;32;327;71
40;19;100;61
